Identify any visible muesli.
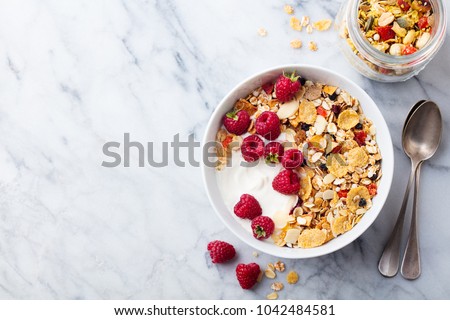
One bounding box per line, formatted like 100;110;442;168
215;72;382;249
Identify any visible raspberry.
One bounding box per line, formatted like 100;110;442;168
262;82;274;95
255;111;281;140
376;26;396;41
207;240;236;264
251;216;275;240
241;135;264;162
236;263;260;289
223;110;250;135
281;149;304;169
234;194;262;219
275;72;301;103
272;169;300;195
264;142;284;164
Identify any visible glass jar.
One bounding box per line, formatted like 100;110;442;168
336;0;447;82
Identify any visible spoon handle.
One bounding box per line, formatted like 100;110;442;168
378;160;418;277
401;162;423;280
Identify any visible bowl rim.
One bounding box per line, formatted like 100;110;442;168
201;64;394;259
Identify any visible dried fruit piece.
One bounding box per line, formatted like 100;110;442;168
347;186;370;213
337;109;359;130
286;271;299;284
376;26;396;41
297;229;326;248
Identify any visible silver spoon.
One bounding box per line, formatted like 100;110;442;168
378;100;434;277
400;101;442;280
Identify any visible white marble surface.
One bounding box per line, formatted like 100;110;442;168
0;0;449;299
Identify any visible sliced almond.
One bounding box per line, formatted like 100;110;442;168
284;229;301;244
265;268;276;279
314;115;327;135
277;99;299;119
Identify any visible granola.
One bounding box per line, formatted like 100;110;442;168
216;72;382;249
358;0;434;55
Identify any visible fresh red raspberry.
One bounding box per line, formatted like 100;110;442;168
262;82;274;95
251;216;275;240
236;263;260;289
281;149;304;169
255;111;281;140
223;110;250;135
207;240;236;264
376;26;396;41
275;72;301;103
234;194;262;219
241;135;264;162
264;142;284;164
272;169;300;195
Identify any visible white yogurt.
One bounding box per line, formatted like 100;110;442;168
216;150;298;235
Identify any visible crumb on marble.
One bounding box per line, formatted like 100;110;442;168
290;39;303;49
284;5;294;15
258;28;268;37
308;41;318;51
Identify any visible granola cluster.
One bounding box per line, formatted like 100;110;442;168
358;0;434;55
215;75;382;249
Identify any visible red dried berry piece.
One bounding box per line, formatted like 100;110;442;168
255;111;281;140
272;169;301;195
236;263;260;289
262;82;275;95
376;26;396;41
368;183;378;196
234;194;263;220
331;144;342;154
222;135;233;149
207;240;236;264
337;189;348;198
397;0;411;11
317;106;327;117
251;216;275;240
223;110;251;135
241;135;264;162
264;142;284;164
331;104;341;115
281;149;304;169
402;44;418;55
275;72;301;103
354;130;367;146
417;16;429;29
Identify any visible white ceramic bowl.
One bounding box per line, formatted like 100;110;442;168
201;65;394;259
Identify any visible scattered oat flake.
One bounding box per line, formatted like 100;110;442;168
290;39;302;49
267;292;278;300
284;4;294;15
290;17;302;31
286;270;299;284
265;268;276;279
274;261;285;272
271;282;284;291
308;41;318;51
306;24;313;34
301;16;310;27
252;251;259;257
258;28;268;37
313;19;332;31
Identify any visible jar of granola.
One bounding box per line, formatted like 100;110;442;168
336;0;447;82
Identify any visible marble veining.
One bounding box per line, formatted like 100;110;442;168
0;0;449;299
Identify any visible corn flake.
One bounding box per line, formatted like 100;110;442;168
337;109;359;130
297;229;327;248
327;154;348;178
235;98;257;116
290;17;302;31
284;5;294;15
348;147;369;167
290;39;303;49
286;271;299;284
313;19;332;31
299;175;312;201
296;99;317;124
331;216;348;236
